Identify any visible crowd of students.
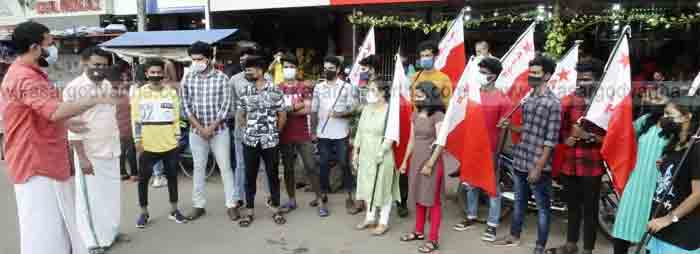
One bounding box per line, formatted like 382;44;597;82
3;21;700;254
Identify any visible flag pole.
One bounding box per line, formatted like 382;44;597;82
634;127;700;254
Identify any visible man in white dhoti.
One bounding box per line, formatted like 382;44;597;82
64;47;123;254
3;21;118;254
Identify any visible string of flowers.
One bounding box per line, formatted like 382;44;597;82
348;9;700;58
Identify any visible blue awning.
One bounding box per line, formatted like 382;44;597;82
100;29;238;48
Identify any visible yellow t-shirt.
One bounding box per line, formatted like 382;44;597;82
131;84;181;153
410;70;453;107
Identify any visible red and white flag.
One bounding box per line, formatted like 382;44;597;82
583;27;637;194
688;71;700;96
348;27;376;87
547;43;580;177
492;23;536;144
435;56;497;197
386;53;413;168
434;12;466;86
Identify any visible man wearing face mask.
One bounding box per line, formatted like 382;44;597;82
547;60;606;254
411;41;453;107
236;55;287;227
3;21;119;254
63;47;123;253
310;55;361;217
494;55;561;254
277;53;321;211
453;57;512;242
180;41;235;222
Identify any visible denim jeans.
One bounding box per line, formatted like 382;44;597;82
190;129;234;208
464;183;502;227
510;170;552;248
318;138;354;194
232;128;247;203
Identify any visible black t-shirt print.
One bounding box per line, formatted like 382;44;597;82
652;143;700;250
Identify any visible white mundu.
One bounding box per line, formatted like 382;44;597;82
74;154;121;249
14;176;88;254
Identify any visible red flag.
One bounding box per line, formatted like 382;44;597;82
546;43;580;177
583;27;637;194
386;54;413;169
348;27;375;87
494;23;536;144
435;57;497;197
434;12;466;86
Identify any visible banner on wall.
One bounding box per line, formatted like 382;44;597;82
26;0;106;17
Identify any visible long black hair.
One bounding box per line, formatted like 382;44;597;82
637;104;666;139
415;81;445;116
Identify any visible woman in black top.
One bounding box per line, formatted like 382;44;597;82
646;96;700;254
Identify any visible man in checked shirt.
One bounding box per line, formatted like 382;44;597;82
494;54;561;254
180;41;235;222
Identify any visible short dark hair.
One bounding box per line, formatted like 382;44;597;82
529;54;556;75
375;81;392;102
144;58;165;72
239;46;258;57
281;53;298;66
80;47;112;64
417;40;439;55
415;81;446;116
11;21;50;55
359;55;379;69
478;57;503;75
243;55;267;69
323;56;341;69
576;58;604;79
187;41;213;59
105;66;123;82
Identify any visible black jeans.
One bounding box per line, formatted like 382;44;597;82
280;142;320;199
318;138;354;195
137;149;179;207
243;144;280;209
561;174;602;251
120;137;138;176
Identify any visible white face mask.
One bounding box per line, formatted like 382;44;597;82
366;91;379;104
45;45;59;65
283;67;297;80
190;62;207;74
475;73;491;87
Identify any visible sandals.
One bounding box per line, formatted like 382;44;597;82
400;232;425;242
319;207;329;217
272;213;286;225
239;215;254;227
309;199;319;207
545;245;578;254
372;224;390;236
279;202;297;214
418;241;439;253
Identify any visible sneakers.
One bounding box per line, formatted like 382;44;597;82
481;226;497;242
492;235;521;247
169;210;188;224
151;176;167;188
453;218;478;231
136;213;150;228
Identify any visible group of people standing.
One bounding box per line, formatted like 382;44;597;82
3;20;700;254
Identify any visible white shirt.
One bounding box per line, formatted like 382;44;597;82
311;79;358;140
63;74;121;159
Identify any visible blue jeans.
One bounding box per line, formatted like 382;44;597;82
511;170;552;248
318;138;355;194
153;161;164;176
464;183;502;227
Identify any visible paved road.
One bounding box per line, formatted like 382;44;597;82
0;162;613;254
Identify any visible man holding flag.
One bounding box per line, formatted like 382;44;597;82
453;57;512;243
548;60;607;254
495;55;560;254
411;41;453;107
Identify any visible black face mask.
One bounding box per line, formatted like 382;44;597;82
147;75;164;83
660;117;682;136
324;70;337;80
528;76;544;89
87;68;106;82
244;73;258;82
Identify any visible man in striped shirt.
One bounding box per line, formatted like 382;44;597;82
180;41;235;221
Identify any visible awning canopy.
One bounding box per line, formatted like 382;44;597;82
100;29;238;62
100;29;238;48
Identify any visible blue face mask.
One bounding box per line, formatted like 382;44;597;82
420;57;434;70
359;71;370;81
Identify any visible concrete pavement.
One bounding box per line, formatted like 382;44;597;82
0;162;613;254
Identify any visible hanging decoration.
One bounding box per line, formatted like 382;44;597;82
348;8;700;58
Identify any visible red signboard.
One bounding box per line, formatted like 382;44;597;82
35;0;101;15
